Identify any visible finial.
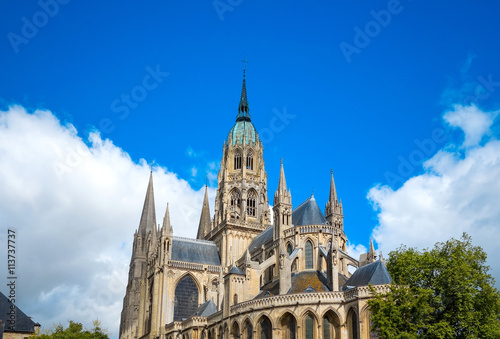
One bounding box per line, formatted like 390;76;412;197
280;158;283;165
205;175;208;187
237;58;250;121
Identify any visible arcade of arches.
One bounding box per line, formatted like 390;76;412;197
172;306;373;339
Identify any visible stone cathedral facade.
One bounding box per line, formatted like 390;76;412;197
119;71;392;339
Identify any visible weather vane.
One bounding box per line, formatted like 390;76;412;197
242;57;248;73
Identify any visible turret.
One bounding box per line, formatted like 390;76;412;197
196;185;212;240
160;203;173;263
359;239;377;267
325;170;344;229
273;159;292;241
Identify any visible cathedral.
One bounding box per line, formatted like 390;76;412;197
119;70;392;339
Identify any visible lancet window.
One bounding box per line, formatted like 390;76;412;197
246;149;254;170
247;190;257;217
234;150;242;170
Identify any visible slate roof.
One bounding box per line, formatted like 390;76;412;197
171;237;221;266
254;279;280;299
289;271;330;293
228;266;245;275
0;291;37;333
292;195;327;226
344;260;392;288
248;226;273;252
192;300;217;317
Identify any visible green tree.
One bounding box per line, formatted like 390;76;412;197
368;234;500;339
32;320;108;339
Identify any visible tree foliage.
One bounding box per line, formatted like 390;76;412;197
368;234;500;339
32;320;108;339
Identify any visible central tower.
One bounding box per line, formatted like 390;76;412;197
204;69;271;267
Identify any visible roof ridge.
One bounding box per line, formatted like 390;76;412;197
172;236;216;245
292;195;315;212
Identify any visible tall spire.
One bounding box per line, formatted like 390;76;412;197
197;185;211;240
138;171;157;236
278;159;287;194
329;169;338;203
237;59;250;121
162;203;173;236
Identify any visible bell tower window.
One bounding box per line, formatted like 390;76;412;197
246;150;254;170
247;190;257;217
234;150;242;170
230;189;241;219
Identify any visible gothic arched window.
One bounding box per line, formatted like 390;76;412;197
230;189;241;219
305;240;313;269
347;309;358;339
231;190;241;207
244;320;253;339
259;316;272;339
304;314;315;339
246;150;254;170
234;150;242;170
287;243;293;256
280;313;296;339
247;190;257;217
323;311;340;339
173;275;198;321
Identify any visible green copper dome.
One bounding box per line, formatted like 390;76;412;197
229;120;257;145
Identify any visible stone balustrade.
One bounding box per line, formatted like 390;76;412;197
229;285;390;315
167;260;222;273
230;290;345;314
283;224;343;237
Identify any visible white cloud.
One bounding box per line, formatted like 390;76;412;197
186;146;197;157
368;104;500;287
443;104;498;147
191;166;198;177
0;105;215;337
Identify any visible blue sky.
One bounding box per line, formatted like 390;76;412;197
1;1;500;337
